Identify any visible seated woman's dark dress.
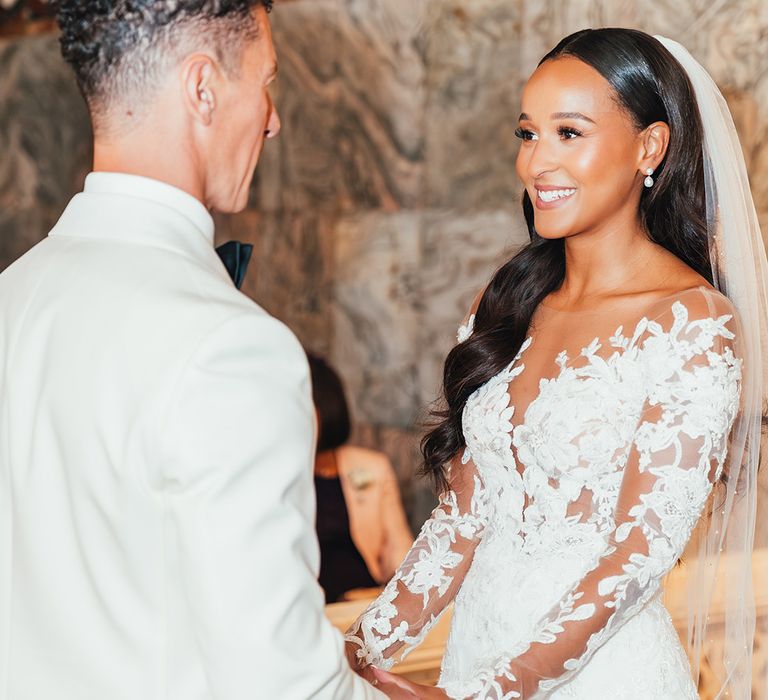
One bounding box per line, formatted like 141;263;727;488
315;475;377;603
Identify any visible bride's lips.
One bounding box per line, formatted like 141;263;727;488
534;185;578;210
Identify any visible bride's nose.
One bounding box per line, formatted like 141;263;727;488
525;138;559;181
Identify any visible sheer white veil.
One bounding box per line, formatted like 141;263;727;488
654;36;768;699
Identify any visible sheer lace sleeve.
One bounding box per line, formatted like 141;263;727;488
344;301;488;671
344;452;491;670
444;293;743;699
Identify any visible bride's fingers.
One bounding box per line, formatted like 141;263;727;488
371;668;418;696
373;680;418;699
360;665;377;684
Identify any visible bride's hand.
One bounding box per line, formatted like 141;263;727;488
371;668;450;699
344;640;360;672
344;641;379;684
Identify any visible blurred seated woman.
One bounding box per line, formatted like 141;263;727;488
308;353;413;603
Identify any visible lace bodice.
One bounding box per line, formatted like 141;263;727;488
345;287;742;699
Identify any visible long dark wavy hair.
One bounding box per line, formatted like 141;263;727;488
421;28;714;493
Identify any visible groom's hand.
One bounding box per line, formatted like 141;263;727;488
372;668;450;699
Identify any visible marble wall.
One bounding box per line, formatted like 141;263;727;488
1;0;768;693
251;5;768;691
0;34;90;270
2;0;768;533
250;0;768;532
246;0;531;525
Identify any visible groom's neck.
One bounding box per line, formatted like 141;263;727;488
91;106;206;209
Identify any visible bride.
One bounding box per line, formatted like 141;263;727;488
344;28;767;699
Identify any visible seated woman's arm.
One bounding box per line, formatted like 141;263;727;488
377;457;414;582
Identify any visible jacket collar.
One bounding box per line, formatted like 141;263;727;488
49;172;218;267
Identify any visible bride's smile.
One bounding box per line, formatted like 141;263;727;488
534;186;578;208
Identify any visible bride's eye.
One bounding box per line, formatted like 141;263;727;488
515;127;538;141
558;126;583;140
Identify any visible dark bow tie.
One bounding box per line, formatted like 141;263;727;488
216;240;253;290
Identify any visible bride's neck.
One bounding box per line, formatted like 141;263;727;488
558;220;655;303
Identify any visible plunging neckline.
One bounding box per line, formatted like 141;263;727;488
481;300;691;483
500;287;714;433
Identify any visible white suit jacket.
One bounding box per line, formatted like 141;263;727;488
0;173;383;700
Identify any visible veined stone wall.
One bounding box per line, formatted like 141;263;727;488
0;35;90;269
1;6;767;611
243;0;768;534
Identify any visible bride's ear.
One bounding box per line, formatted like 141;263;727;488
638;121;670;174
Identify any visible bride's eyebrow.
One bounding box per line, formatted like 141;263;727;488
551;111;596;123
518;111;596;123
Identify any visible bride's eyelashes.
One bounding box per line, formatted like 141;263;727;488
557;125;583;139
515;127;536;141
514;125;585;141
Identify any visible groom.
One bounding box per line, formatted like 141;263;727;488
0;2;385;698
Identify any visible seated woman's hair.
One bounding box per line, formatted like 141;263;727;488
56;0;273;126
307;353;351;453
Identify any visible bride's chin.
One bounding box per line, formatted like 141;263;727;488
533;224;571;240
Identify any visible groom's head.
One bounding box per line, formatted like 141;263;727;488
56;1;280;213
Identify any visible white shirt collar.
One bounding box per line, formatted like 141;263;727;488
84;172;215;244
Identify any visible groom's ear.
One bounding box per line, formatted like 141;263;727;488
637;121;670;173
182;54;219;126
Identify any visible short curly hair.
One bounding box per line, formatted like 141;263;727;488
56;1;273;124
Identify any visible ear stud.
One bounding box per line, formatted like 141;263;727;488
644;168;654;188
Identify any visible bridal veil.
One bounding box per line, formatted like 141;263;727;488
655;35;768;700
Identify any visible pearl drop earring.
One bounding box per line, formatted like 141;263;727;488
644;168;654;188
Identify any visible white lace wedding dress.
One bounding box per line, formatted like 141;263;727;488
345;286;742;699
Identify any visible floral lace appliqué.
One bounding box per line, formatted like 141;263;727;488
346;296;741;700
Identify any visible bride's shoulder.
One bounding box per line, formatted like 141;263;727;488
635;285;740;361
455;286;487;342
643;283;736;324
639;251;735;321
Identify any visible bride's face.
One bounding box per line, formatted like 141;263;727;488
515;56;648;240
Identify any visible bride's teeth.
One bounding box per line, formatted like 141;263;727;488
537;188;576;202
